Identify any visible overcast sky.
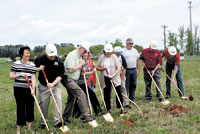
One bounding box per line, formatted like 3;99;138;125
0;0;199;49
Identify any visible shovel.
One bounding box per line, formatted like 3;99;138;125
121;93;142;114
144;66;170;105
82;67;99;128
93;64;114;122
42;70;69;132
106;68;126;116
161;68;192;101
26;77;53;134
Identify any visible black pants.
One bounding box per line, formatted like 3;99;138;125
14;87;34;126
104;77;123;111
73;84;102;117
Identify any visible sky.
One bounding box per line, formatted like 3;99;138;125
0;0;200;49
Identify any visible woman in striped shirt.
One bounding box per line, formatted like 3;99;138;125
10;46;36;134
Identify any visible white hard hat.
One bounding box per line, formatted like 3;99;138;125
113;46;122;54
150;40;158;49
45;44;57;56
104;43;113;52
79;41;90;52
168;46;177;55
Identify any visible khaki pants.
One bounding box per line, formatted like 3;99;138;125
38;82;62;126
121;77;129;106
62;77;93;122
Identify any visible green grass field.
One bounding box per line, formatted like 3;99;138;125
0;57;200;134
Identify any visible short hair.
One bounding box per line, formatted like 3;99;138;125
126;38;133;44
19;46;31;59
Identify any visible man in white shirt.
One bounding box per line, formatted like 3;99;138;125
122;38;140;102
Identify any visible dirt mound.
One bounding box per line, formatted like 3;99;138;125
124;118;136;126
167;104;188;115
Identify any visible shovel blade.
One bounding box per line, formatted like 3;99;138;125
60;125;69;132
88;120;98;128
181;96;188;100
103;113;114;122
161;100;170;105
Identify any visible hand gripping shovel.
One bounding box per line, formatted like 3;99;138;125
121;93;142;114
26;77;53;134
144;66;170;105
161;68;193;101
82;67;98;128
42;70;69;132
93;64;114;122
106;68;126;116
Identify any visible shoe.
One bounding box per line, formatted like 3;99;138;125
158;98;163;102
165;95;170;99
39;124;46;129
64;119;73;124
124;105;132;109
120;109;127;115
55;122;62;128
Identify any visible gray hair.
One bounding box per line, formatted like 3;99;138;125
126;38;133;44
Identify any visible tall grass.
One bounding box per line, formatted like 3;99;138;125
0;57;200;134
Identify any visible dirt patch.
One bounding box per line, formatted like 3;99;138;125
166;104;188;115
188;95;194;101
124;118;136;126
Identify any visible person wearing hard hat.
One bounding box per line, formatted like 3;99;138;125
97;43;126;114
162;46;184;99
34;44;65;129
113;46;130;109
61;41;97;125
140;40;163;102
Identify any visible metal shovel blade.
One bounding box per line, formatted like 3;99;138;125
60;125;69;132
161;100;170;105
88;120;99;128
103;113;114;122
181;96;189;100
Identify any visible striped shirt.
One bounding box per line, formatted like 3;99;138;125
11;60;36;88
77;62;90;85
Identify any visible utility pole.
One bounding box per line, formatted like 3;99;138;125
161;25;168;49
188;1;192;32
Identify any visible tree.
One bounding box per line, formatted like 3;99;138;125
185;28;194;55
112;38;123;48
66;46;76;54
193;26;199;55
168;32;178;48
133;45;143;53
90;45;104;56
178;25;185;51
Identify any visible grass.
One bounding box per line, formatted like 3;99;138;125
0;57;200;134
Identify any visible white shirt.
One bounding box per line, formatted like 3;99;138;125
122;47;140;68
104;57;111;77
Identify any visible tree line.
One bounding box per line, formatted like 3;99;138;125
0;25;199;61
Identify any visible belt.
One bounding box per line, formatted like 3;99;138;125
126;68;136;70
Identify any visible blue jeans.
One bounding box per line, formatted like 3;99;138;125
125;69;137;101
166;63;184;97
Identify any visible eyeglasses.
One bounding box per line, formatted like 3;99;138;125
129;43;134;45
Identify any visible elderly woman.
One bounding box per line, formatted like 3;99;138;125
96;43;125;114
10;46;36;134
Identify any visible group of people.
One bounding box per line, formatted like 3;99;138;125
10;38;185;134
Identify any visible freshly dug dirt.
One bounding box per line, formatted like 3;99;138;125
124;118;136;126
188;95;194;101
167;104;188;115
